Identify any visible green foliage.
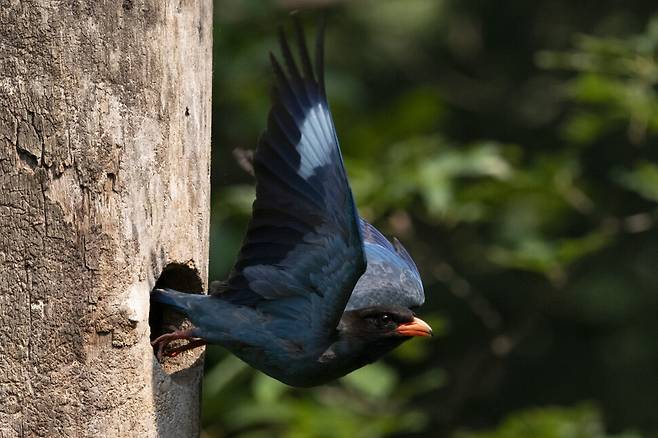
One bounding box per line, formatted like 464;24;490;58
349;138;513;220
614;161;658;202
202;353;444;437
207;1;658;437
454;405;642;438
537;16;658;145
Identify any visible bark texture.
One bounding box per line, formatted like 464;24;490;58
0;1;212;436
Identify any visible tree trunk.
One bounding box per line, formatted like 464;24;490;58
0;1;212;437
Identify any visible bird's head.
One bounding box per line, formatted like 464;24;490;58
339;305;432;350
312;306;432;367
345;305;432;338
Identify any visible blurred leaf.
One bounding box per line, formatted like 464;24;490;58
397;369;447;400
614;162;658;202
454;404;643;438
216;185;256;218
252;373;288;404
204;354;249;398
341;362;398;400
538;20;658;145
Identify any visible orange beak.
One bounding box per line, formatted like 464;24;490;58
395;317;433;337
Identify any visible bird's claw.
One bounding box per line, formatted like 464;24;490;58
151;329;206;361
163;339;207;358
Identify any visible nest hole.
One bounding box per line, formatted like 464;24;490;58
149;263;204;371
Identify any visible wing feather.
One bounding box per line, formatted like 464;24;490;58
220;18;366;346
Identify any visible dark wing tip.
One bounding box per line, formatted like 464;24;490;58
269;51;286;86
276;15;327;100
292;15;315;82
277;24;302;82
315;16;327;96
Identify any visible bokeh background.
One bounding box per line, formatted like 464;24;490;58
203;1;658;437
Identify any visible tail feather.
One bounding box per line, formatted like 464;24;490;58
151;288;199;314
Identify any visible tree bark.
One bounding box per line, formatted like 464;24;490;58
0;1;212;437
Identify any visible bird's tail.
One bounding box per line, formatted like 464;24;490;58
151;288;200;315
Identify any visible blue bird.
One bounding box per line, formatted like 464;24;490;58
151;18;431;387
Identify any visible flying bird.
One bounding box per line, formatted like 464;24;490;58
151;18;431;387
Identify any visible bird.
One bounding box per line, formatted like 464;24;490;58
151;17;432;388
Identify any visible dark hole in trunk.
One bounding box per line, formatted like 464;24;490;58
149;262;204;372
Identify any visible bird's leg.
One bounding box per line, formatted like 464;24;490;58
164;339;207;357
151;328;204;360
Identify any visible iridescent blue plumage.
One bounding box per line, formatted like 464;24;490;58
151;18;430;387
347;219;425;311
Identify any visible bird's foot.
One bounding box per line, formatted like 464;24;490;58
164;339;207;357
151;328;206;360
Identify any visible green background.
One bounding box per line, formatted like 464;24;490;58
203;1;658;437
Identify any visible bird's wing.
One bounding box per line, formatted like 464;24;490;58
220;18;366;346
346;219;425;311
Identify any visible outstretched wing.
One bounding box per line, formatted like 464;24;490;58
220;18;366;346
346;219;425;311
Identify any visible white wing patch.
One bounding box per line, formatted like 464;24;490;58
297;103;334;179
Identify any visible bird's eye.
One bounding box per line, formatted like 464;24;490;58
365;313;395;329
